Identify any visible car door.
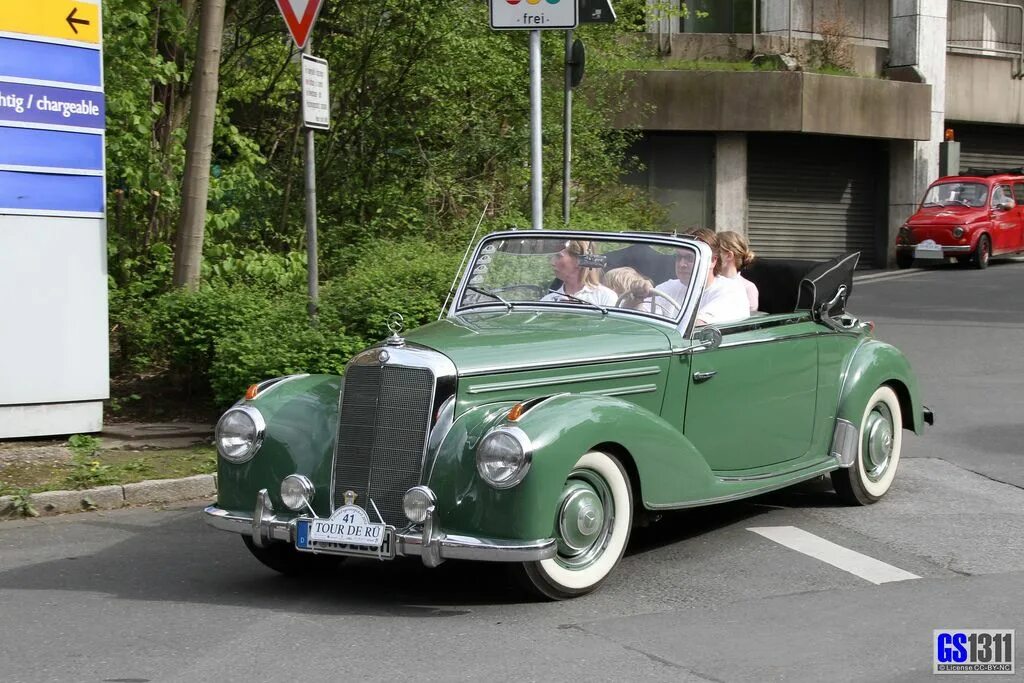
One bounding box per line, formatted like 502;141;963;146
1012;182;1024;252
990;184;1016;253
682;320;819;473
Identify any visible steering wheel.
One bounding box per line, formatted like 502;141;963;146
615;288;679;315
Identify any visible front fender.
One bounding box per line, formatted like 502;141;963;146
428;394;715;541
216;374;341;514
837;339;925;435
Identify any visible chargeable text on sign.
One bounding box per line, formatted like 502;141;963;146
0;83;104;129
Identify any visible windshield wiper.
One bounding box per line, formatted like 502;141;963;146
466;285;513;312
547;289;608;315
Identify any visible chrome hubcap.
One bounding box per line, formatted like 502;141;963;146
863;403;894;481
555;470;613;570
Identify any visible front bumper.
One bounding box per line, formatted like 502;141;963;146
896;244;972;255
204;490;557;567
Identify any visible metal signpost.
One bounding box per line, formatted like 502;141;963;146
0;0;108;437
490;0;578;230
274;0;326;316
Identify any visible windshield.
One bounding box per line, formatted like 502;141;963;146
921;182;988;208
456;235;700;322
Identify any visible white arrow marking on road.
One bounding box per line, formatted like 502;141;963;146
748;526;920;585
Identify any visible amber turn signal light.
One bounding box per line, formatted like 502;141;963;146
507;403;525;422
244;384;260;401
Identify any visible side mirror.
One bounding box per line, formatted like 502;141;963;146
692;326;722;352
998;200;1016;211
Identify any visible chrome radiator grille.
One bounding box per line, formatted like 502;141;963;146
332;363;435;526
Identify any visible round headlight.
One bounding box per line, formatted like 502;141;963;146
215;406;265;464
952;226;966;239
403;486;436;524
476;426;532;489
280;474;314;511
899;225;912;239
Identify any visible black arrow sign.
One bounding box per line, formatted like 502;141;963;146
66;7;90;34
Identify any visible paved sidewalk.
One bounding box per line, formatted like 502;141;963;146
0;422;216;520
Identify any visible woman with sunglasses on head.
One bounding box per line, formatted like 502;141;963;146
541;240;618;306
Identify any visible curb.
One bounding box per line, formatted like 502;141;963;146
0;474;217;519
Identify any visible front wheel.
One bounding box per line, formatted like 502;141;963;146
972;234;991;269
515;451;633;600
831;385;903;505
242;536;345;576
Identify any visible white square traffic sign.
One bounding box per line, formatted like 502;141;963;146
490;0;578;30
301;54;330;130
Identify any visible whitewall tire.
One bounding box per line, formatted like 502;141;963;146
517;450;633;600
831;385;903;505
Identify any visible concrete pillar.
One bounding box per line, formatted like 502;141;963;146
714;132;748;235
887;0;947;267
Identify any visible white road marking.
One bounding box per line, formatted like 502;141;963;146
747;526;920;585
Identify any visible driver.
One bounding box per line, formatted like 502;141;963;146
541;240;618;306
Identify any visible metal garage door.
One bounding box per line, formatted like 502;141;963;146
747;135;882;265
955;123;1024;172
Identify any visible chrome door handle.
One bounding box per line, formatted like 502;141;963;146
693;370;717;383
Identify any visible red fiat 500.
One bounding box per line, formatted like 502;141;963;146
896;170;1024;269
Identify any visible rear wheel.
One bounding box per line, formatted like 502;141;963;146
831;385;903;505
895;251;914;269
242;536;345;576
515;451;633;600
972;235;991;269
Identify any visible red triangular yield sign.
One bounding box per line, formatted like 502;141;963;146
273;0;325;49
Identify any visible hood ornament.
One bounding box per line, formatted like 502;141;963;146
385;312;405;347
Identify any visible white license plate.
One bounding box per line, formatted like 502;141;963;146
296;518;396;560
914;239;944;258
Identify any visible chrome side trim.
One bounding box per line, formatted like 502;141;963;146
203;503;557;564
718;331;823;350
580;384;658;397
248;373;309;400
645;459;838;510
466;365;662;394
460;350;675;377
830;418;859;468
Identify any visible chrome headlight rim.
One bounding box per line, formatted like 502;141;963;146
476;425;533;490
214;405;266;464
403;485;437;524
952;225;966;239
280;474;315;511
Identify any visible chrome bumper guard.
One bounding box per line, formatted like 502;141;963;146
203;490;557;566
896;244;971;254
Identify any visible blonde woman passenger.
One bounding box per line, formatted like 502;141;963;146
541;240;618;306
717;230;759;313
604;267;674;316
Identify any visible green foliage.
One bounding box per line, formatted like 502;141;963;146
64;452;118;490
68;435;101;459
6;489;38;518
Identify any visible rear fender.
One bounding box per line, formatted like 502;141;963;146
428;394;714;541
837;340;924;435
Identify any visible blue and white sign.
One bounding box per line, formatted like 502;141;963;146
0;28;104;218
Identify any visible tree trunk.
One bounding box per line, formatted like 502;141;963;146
173;0;226;289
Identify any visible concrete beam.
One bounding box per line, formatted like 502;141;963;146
615;70;932;141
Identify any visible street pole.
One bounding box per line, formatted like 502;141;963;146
562;29;573;226
529;29;543;230
303;42;320;318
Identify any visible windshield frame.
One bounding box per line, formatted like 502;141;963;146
449;230;711;334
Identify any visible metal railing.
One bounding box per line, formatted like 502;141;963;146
948;0;1024;77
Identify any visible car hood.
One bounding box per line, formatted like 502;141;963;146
403;310;675;375
908;207;986;226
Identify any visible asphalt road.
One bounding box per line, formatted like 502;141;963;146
1;262;1022;682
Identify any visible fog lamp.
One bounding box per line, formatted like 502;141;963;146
280;474;314;511
403;486;436;524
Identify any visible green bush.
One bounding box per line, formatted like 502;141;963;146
320;237;461;343
210;293;363;404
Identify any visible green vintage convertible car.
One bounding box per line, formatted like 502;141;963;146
204;230;932;599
